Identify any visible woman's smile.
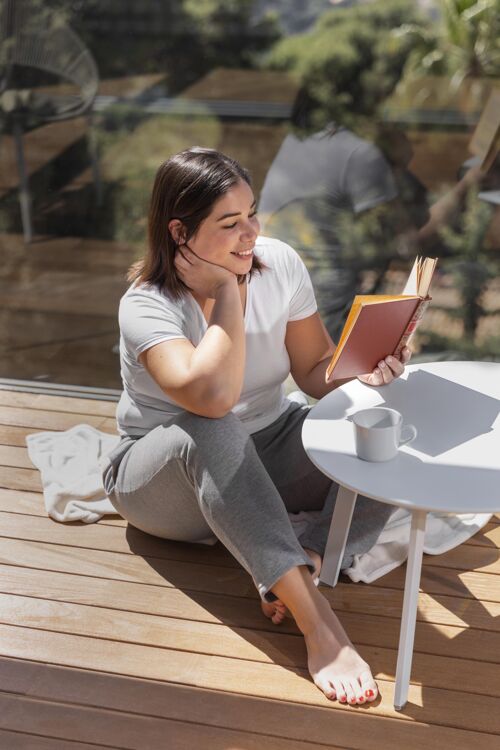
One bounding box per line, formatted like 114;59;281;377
231;247;254;258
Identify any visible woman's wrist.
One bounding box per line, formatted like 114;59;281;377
213;275;238;298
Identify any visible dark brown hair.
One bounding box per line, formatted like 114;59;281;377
127;147;264;297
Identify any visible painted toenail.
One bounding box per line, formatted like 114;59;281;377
340;697;347;703
365;689;374;697
359;697;364;702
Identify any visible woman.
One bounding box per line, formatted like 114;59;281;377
102;147;410;707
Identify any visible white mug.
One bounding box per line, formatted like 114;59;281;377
352;407;417;462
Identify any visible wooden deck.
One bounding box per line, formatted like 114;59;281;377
0;387;499;749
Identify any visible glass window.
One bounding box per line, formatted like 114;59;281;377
1;0;499;389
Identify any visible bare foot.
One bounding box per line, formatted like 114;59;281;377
305;597;378;705
261;548;322;625
261;597;288;624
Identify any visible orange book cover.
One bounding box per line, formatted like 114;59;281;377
325;257;437;382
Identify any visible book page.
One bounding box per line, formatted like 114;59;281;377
402;256;437;298
402;257;419;295
417;257;437;297
353;294;416;304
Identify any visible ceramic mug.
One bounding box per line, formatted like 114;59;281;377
352;407;417;462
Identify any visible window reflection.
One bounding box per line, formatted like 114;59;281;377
0;0;499;387
259;121;401;343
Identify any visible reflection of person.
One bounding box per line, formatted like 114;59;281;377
258;123;401;342
374;123;486;250
259;120;487;343
102;147;411;707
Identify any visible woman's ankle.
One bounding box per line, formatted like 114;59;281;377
271;565;331;635
296;593;339;637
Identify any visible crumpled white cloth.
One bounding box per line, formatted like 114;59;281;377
26;424;120;524
287;507;492;584
26;423;491;582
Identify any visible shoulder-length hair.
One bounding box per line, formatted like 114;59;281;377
127;147;264;297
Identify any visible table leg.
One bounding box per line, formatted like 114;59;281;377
319;485;357;588
394;508;427;711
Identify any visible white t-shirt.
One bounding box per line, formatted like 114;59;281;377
116;236;317;437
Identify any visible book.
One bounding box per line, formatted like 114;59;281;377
325;256;438;383
469;89;500;172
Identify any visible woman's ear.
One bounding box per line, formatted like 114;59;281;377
168;219;187;245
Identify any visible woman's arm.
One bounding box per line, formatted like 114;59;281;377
141;278;245;417
140;248;246;418
285;313;350;400
285;312;409;400
418;165;485;243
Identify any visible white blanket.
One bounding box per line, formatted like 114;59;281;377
26;423;492;584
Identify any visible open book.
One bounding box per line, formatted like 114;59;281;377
325;256;438;382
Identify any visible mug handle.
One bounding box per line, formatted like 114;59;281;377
399;424;417;446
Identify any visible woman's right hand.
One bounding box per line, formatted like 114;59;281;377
174;244;237;299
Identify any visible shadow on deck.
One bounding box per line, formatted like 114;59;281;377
0;386;499;749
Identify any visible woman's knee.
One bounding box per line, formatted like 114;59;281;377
175;410;251;461
115;413;248;493
177;409;244;436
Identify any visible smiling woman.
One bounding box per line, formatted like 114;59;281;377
172;180;259;284
101;147;410;708
128;148;264;299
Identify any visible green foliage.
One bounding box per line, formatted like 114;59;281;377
335;202;409;272
397;0;500;85
263;0;420;130
45;1;281;88
96;110;221;246
183;0;281;75
255;0;333;35
439;188;497;339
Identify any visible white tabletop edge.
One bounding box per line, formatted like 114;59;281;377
302;361;500;514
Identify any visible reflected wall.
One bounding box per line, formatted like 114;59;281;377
1;0;499;388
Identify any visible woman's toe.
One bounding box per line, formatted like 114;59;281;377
315;677;336;701
349;678;365;704
331;679;346;704
360;671;378;702
344;682;356;705
272;608;286;625
261;601;275;619
261;599;287;624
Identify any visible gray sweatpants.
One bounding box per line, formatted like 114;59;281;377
102;402;394;602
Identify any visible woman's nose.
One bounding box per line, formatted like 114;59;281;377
241;219;258;240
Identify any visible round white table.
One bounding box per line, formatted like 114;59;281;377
302;361;500;710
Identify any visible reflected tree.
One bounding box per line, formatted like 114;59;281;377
396;0;500;85
438;188;498;341
263;0;420;130
45;0;281;90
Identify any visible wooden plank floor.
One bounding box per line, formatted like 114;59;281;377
0;388;499;749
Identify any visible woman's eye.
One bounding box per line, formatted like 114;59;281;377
223;212;257;230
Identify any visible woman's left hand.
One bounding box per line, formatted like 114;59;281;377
357;347;411;387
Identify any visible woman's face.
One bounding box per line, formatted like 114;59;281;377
182;179;260;274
